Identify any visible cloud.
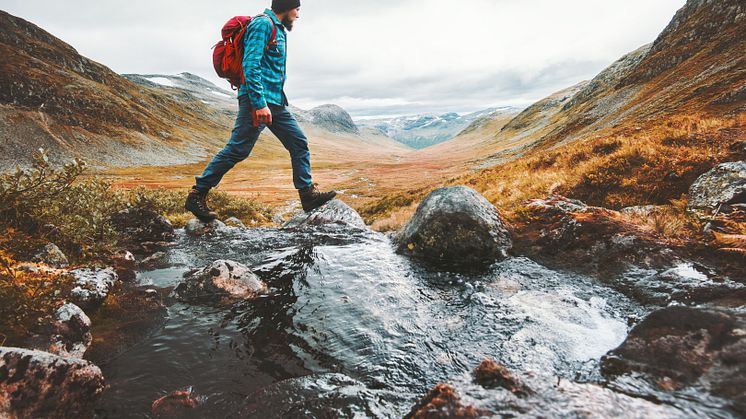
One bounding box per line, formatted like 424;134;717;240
2;0;687;116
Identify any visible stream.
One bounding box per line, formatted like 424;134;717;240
93;223;734;418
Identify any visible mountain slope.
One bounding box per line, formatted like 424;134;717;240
0;10;237;170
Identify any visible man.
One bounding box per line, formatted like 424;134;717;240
186;0;336;221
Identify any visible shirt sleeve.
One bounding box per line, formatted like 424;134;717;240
243;17;273;109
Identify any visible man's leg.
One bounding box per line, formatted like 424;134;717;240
187;95;263;220
194;95;264;191
267;104;336;211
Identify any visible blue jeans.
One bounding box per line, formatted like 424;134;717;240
194;95;313;191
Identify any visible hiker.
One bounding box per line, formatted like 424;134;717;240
186;0;336;222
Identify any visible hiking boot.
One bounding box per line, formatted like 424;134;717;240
299;183;337;212
185;187;218;222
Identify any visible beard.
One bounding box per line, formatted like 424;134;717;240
282;16;294;31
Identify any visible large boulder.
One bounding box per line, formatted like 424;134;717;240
282;199;367;230
174;260;268;304
687;161;746;211
68;267;119;311
394;186;512;270
0;347;105;418
601;306;746;414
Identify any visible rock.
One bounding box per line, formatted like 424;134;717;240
601;306;746;414
0;347;105;418
151;387;201;417
687;161;746;212
307;104;359;134
32;243;68;268
139;251;169;270
174;260;267;304
68;267;119;311
48;303;92;358
282;199;367;229
394;186;512;271
111;207;175;250
525;195;589;214
472;359;532;397
184;218;229;237
110;250;136;281
224;217;246;228
405;383;492;418
618;263;743;305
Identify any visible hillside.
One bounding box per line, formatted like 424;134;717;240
360;0;746;228
0;11;234;170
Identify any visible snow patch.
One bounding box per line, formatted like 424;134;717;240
145;77;177;87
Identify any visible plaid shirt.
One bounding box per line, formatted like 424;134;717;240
238;8;288;109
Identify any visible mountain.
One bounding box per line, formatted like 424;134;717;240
0;11;234;170
356;107;520;149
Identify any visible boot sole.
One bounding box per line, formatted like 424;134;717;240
301;192;337;212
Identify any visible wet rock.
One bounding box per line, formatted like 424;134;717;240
174;260;267;304
139;251;169;270
687;161;746;212
0;347;105;418
282;199;367;229
68;267;119;311
48;303;92;358
111;250;137;281
394;186;512;271
32;243;68;268
601;306;746;414
224;217;246;228
151;387;201;417
184;218;229;237
618;263;743;305
513;195;677;275
111;207;175;251
405;383;493;418
472;359;532;397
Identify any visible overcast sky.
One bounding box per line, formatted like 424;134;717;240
3;0;686;117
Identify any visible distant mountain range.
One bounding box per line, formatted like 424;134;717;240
356;107;520;149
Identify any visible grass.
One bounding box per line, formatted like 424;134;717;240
361;113;746;238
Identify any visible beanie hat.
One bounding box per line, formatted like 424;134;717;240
272;0;301;13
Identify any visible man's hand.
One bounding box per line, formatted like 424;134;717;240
255;107;272;126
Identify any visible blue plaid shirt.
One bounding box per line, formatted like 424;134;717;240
238;9;288;109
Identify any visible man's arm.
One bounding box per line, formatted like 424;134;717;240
243;17;273;110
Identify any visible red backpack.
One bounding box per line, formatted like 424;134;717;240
212;15;277;90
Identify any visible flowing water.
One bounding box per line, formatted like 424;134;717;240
93;224;734;418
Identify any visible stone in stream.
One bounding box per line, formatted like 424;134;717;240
601;306;746;414
687;161;746;212
472;359;532;397
405;383;492;418
394;186;512;271
174;260;267;304
48;303;92;358
184;218;230;237
151;387;201;417
282;199;367;229
110;250;137;281
0;347;105;418
68;267;119;311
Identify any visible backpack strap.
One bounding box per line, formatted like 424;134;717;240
256;14;278;50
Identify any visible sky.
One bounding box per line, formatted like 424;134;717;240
2;0;687;118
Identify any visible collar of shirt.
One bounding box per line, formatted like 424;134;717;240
263;8;286;31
